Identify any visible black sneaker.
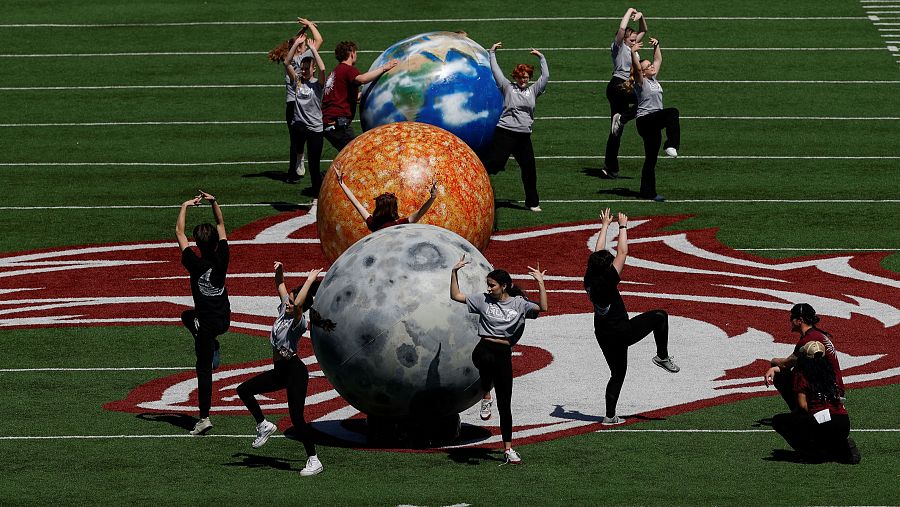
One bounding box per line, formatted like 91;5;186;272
600;166;619;179
845;437;861;464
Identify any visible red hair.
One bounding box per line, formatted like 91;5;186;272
511;63;534;80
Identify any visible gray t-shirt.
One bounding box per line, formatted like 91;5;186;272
635;77;664;118
270;294;308;359
611;40;632;80
284;49;312;103
489;51;549;133
466;293;539;344
293;78;324;131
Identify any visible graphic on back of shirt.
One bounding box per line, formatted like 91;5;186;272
198;268;224;297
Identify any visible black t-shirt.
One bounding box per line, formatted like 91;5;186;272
181;239;231;322
584;266;628;325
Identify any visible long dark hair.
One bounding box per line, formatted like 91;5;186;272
584;250;614;305
192;223;219;256
796;353;843;403
487;269;524;298
370;193;399;229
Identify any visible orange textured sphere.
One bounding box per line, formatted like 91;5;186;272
317;122;494;263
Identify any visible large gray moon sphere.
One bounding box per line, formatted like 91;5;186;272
310;224;492;418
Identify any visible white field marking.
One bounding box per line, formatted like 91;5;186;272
0;428;896;441
0;367;192;372
0;47;887;58
2;80;899;91
3;115;897;128
0;17;873;28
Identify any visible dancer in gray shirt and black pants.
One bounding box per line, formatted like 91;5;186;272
631;38;680;202
450;258;548;464
485;42;549;212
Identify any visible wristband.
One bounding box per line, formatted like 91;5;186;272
619;225;627;229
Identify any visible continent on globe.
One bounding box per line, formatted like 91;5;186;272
359;31;504;153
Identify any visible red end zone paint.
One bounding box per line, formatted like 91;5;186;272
2;211;898;448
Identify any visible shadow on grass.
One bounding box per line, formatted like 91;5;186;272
257;201;311;212
494;198;529;211
445;447;504;465
752;417;774;428
136;412;196;431
242;170;292;183
596;187;642;198
224;452;302;471
582;166;635;180
763;449;822;464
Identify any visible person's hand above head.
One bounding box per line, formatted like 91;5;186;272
649;37;659;47
274;261;283;272
617;212;628;226
335;168;344;185
632;10;642;21
527;263;546;283
452;255;470;271
600;207;613;227
490;42;502;51
306;268;323;282
297;17;315;27
428;179;438;199
631;41;643;53
530;48;543;58
182;195;202;207
198;190;216;202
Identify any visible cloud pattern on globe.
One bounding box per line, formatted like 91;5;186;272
360;31;503;153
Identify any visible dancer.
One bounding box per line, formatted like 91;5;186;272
322;41;399;152
630;38;680;201
268;18;323;183
771;341;861;464
334;168;437;232
601;7;647;179
485;42;549;212
764;303;844;411
450;259;548;464
236;262;325;476
584;208;679;425
290;43;327;197
175;190;231;436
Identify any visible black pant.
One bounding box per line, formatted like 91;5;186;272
772;368;800;412
285;102;301;175
472;339;514;443
323;119;356;153
772;411;852;462
237;356;317;457
603;77;637;173
635;108;680;198
181;309;229;419
485;126;540;208
594;310;669;418
291;126;325;195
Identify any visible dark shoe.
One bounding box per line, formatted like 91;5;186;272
285;178;299;184
844;437;862;464
600;166;619;179
640;194;665;202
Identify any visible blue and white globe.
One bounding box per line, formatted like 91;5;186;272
360;31;503;153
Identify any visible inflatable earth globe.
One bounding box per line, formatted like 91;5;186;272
309;224;492;418
359;31;503;153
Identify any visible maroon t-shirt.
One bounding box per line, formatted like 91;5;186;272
365;216;409;232
794;328;844;392
793;371;848;416
322;62;361;123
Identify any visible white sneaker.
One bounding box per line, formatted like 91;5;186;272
652;355;680;373
664;147;678;158
529;206;542;212
252;420;278;448
300;455;324;476
601;415;627;426
296;152;306;176
611;113;623;135
190;417;213;436
480;399;493;421
504;448;522;465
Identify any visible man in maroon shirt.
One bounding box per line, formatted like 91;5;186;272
764;303;844;411
322;41;399;152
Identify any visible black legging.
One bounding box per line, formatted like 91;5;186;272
237;355;317;457
472;339;514;443
594;309;669;418
772;411;851;462
484;126;540;208
635;108;680;198
603;76;638;173
285;102;300;175
181;310;229;419
292;126;324;195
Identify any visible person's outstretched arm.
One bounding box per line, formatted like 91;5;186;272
309;43;326;83
650;38;662;76
356;59;399;85
630;42;644;85
450;255;469;303
298;18;323;51
292;268;322;319
199;190;226;240
176;195;201;250
593;208;614;252
274;261;290;299
530;49;549;97
615;8;637;44
526;263;548;312
634;10;648;42
408;180;438;223
488;42;510;92
335;168;371;221
612;212;628;274
284;34;306;83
